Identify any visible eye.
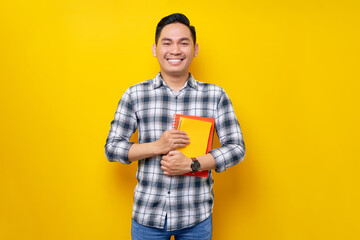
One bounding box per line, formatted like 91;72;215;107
180;42;189;46
163;42;171;46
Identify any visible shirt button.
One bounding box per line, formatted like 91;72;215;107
168;191;171;194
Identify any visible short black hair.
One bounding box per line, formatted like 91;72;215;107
155;13;196;45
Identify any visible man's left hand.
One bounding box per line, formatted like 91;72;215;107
160;151;192;175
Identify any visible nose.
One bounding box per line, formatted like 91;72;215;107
170;44;181;54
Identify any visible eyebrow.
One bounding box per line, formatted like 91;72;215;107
161;37;191;42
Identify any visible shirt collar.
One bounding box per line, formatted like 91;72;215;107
153;73;198;90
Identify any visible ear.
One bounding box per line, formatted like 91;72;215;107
194;43;199;57
152;43;157;57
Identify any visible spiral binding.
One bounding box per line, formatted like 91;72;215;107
172;114;180;129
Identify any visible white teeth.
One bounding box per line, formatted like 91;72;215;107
168;59;182;62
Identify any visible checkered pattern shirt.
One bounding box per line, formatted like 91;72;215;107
105;73;245;231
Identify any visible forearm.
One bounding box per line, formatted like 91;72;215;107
196;153;217;171
128;141;161;162
128;129;190;162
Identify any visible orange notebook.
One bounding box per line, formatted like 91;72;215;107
172;114;215;177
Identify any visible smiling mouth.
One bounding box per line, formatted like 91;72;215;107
167;59;182;62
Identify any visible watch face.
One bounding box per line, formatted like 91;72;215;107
191;161;201;171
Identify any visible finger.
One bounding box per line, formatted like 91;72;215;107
163;153;172;159
168;150;180;156
161;167;171;176
171;134;190;141
170;130;189;138
173;142;190;149
172;139;190;145
170;130;188;135
160;160;168;167
171;138;190;145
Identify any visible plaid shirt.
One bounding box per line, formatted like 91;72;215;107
105;73;245;231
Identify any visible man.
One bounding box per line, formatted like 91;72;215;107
105;13;245;240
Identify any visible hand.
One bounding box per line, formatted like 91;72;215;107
160;150;192;175
155;130;190;155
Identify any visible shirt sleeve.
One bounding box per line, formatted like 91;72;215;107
209;90;245;172
105;90;137;164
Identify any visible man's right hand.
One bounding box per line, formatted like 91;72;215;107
155;130;190;155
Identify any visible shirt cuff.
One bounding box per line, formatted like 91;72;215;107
209;148;228;173
120;141;135;165
106;140;135;165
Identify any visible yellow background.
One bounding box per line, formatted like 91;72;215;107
1;0;359;239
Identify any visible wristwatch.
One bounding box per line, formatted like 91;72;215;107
190;157;201;173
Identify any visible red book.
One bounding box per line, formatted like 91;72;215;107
172;114;215;177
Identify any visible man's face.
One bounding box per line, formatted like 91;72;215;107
152;23;199;78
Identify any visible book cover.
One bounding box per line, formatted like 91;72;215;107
172;114;215;177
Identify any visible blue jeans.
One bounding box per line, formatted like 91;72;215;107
131;215;212;240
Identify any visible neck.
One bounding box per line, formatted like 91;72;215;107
161;72;190;92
